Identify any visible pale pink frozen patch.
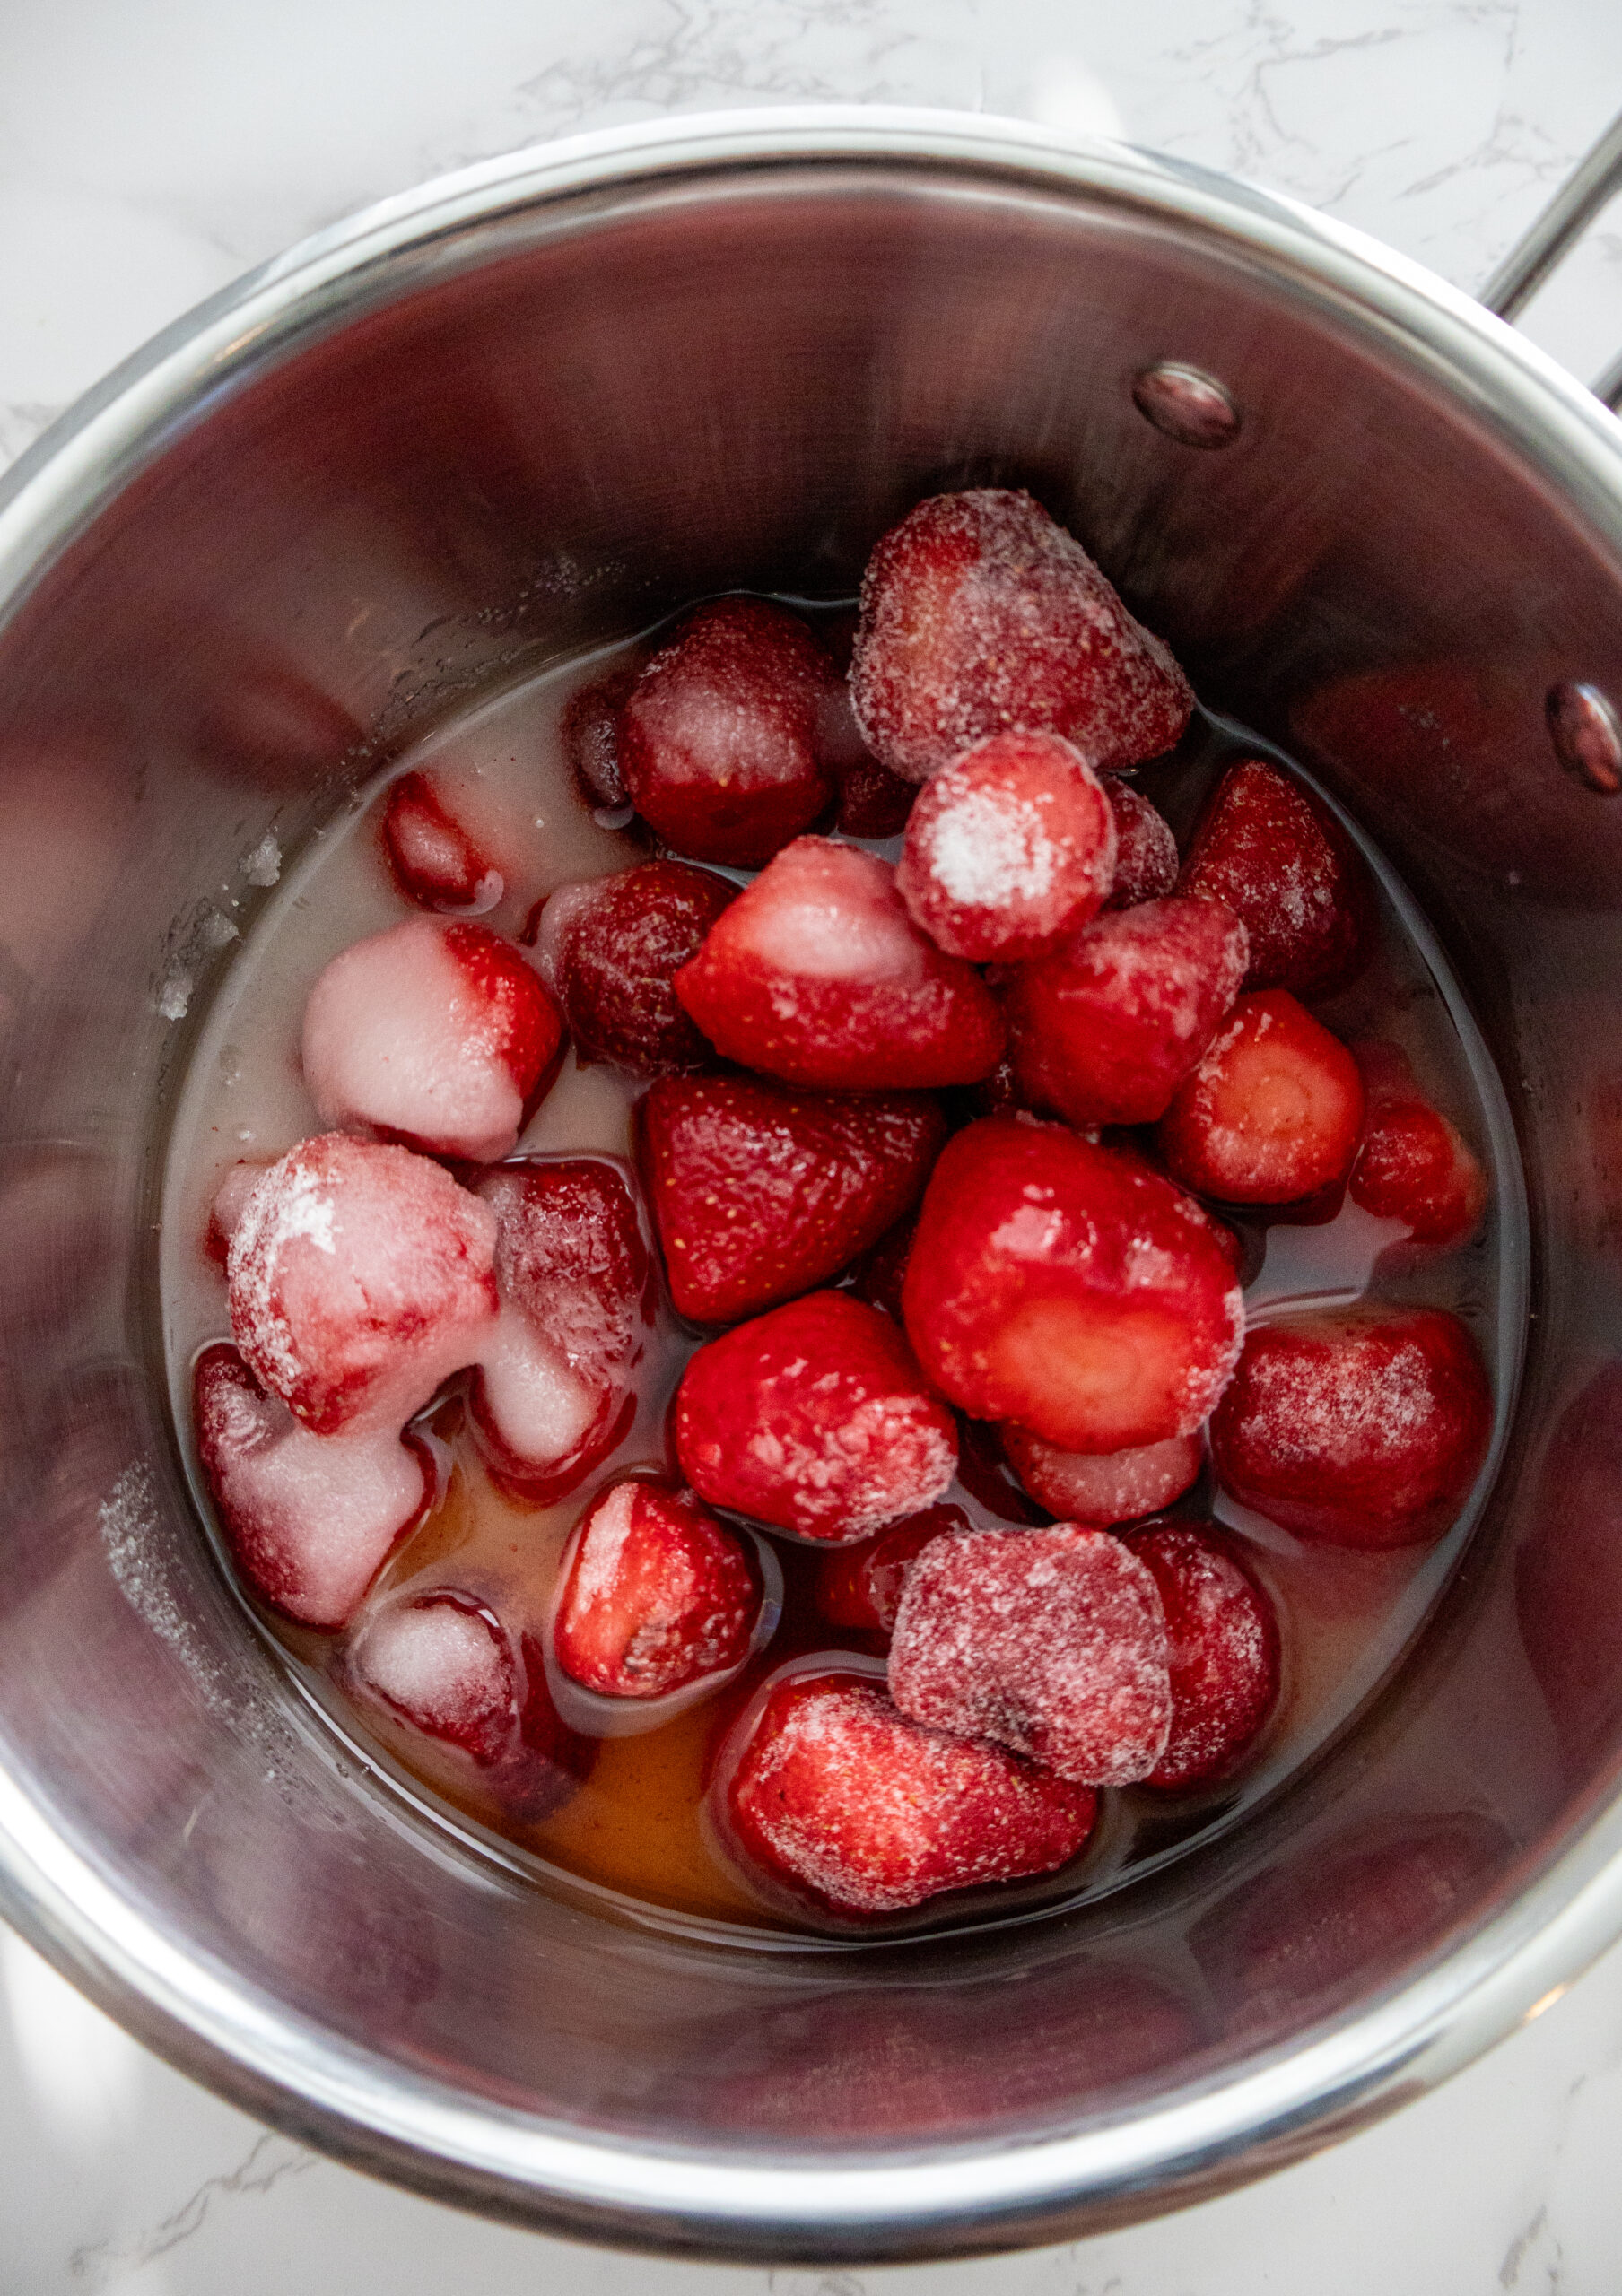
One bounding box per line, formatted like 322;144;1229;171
195;1347;429;1630
225;1133;499;1437
348;1591;517;1762
468;1160;648;1493
888;1523;1173;1786
726;1674;1096;1913
896;730;1118;961
1003;1425;1204;1526
301;915;551;1162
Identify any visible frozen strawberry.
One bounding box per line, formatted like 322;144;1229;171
890;1523;1172;1785
205;1158;268;1264
553;1478;760;1698
469;1158;650;1500
1157;990;1364;1204
301;917;564;1163
620;597;837;864
531;860;737;1077
1348;1040;1488;1257
845;1210;920;1323
1179;757;1373;999
835;749;918;839
1209;1308;1492;1548
850;490;1193;781
381;771;503;914
1003;1424;1203;1526
895;730;1117;961
673;838;1004;1091
638;1074;946;1323
815;1503;971;1634
1006;895;1249;1127
347;1588;518;1762
562;664;636;811
226;1134;498;1436
903;1118;1243;1455
1122;1522;1279;1788
721;1666;1096;1916
1102;775;1180;909
195;1345;431;1630
674;1290;957;1541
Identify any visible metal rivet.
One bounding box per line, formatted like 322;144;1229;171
1131;361;1242;449
1547;681;1622;794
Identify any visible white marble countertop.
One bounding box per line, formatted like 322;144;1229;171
4;4;1622;2290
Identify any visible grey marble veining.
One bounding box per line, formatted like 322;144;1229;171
4;3;1622;2291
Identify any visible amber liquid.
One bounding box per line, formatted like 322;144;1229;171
160;617;1527;1945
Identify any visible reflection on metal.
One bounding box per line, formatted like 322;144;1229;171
1481;108;1622;323
1130;361;1242;448
1547;682;1622;794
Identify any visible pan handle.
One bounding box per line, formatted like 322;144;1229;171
1480;107;1622;411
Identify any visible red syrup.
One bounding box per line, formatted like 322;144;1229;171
161;615;1525;1942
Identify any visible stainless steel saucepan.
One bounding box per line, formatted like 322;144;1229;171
4;106;1622;2262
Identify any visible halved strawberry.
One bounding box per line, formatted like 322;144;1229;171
1348;1039;1488;1257
895;729;1116;961
674;1290;957;1541
226;1134;499;1437
301;916;564;1164
562;663;637;811
638;1073;946;1322
469;1158;650;1501
1003;1424;1203;1526
1179;757;1373;999
381;771;503;914
1157;990;1364;1204
1122;1521;1279;1788
720;1665;1097;1916
1209;1307;1492;1548
1006;894;1249;1126
1103;776;1179;909
531;860;737;1077
902;1117;1243;1455
888;1523;1172;1786
850;490;1193;781
620;597;837;864
673;837;1005;1091
814;1502;971;1635
195;1344;432;1630
553;1478;760;1698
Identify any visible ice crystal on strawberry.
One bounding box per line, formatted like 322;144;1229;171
895;729;1117;961
850;490;1193;781
347;1588;518;1762
1123;1521;1279;1788
470;1158;650;1500
226;1133;499;1437
1210;1307;1491;1548
1006;894;1249;1126
721;1666;1097;1916
620;598;837;863
674;1290;957;1541
1180;757;1373;1000
381;771;503;914
553;1479;760;1699
195;1344;431;1630
1158;990;1365;1205
673;837;1005;1091
1103;776;1180;909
